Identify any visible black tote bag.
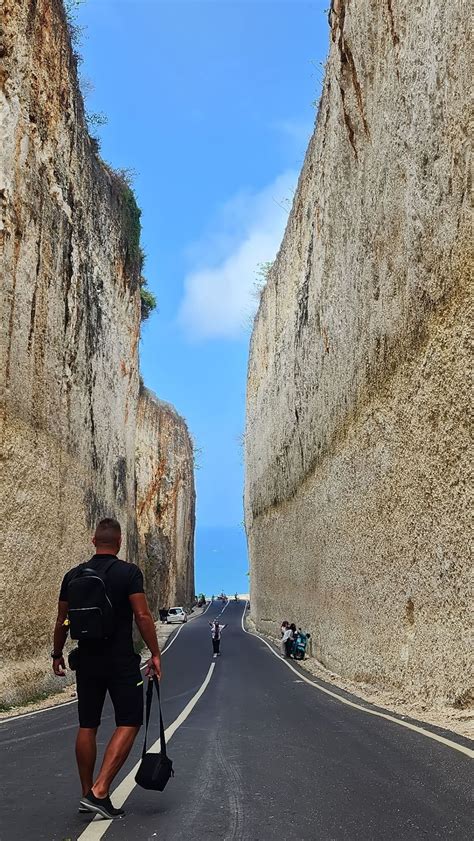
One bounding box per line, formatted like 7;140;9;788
135;676;174;791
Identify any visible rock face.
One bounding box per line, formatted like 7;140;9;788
245;1;471;707
0;0;194;705
136;388;195;616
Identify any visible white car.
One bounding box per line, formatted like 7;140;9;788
166;607;187;624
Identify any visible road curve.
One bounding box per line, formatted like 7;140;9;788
0;601;471;841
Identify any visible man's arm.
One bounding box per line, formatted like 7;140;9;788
52;601;69;676
129;593;162;679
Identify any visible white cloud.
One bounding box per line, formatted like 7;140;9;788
178;171;297;340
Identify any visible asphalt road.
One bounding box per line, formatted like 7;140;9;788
0;601;472;841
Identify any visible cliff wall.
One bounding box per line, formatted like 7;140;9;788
245;0;471;707
136;388;195;615
0;0;195;705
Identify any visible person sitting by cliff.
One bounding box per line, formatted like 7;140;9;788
288;623;298;656
51;517;162;821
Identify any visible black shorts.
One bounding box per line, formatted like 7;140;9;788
76;653;144;729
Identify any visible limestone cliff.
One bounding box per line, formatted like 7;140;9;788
0;0;195;705
245;0;471;708
136;388;195;615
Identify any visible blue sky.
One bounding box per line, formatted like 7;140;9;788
74;0;328;593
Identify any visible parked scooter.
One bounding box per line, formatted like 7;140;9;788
292;629;311;660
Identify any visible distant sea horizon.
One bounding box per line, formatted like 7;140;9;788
195;524;249;596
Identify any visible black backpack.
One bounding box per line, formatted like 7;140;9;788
67;558;117;641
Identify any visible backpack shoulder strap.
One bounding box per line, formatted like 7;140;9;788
68;561;90;581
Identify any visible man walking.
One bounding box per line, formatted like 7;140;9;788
52;518;162;820
209;618;227;655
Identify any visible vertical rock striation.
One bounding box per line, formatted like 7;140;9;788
245;0;471;707
0;0;140;701
136;388;195;615
0;0;195;705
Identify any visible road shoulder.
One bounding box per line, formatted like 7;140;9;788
244;612;474;742
0;605;209;722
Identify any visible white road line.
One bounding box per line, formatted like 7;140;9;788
77;660;217;841
180;601;211;624
240;601;249;634
212;599;229;620
139;605;207;669
161;627;182;654
1;604;212;725
241;603;474;759
160;622;186;656
142;619;185;663
2;632;183;723
0;697;79;725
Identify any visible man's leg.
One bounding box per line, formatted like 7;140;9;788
76;727;98;796
92;726;140;798
91;662;143;798
76;664;107;795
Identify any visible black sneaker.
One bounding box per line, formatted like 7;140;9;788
80;791;125;819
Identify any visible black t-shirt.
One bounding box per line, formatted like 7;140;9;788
59;554;144;657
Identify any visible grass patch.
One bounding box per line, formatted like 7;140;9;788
140;285;157;321
120;182;142;273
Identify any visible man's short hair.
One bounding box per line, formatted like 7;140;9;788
94;518;121;544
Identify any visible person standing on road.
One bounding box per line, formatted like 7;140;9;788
51;518;162;821
287;623;298;657
282;624;294;657
209;618;227;655
280;620;289;655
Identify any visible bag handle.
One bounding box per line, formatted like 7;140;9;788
142;676;167;758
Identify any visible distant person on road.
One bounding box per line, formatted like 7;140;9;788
209;618;227;655
52;517;162;821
